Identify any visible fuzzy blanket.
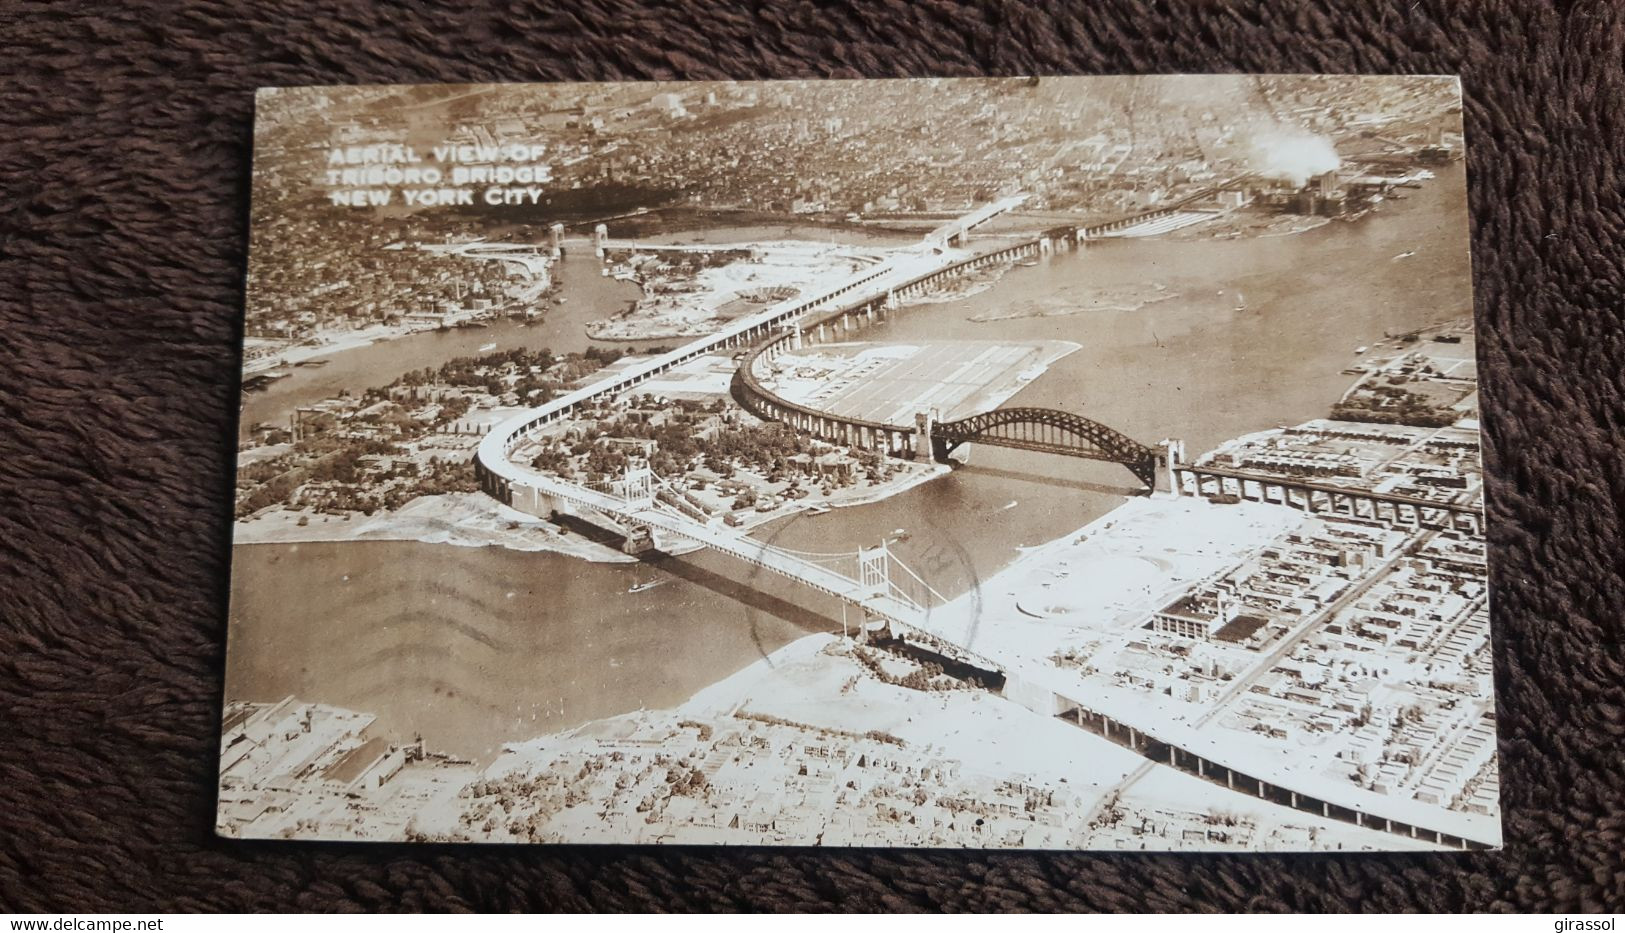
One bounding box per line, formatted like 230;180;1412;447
2;0;1622;913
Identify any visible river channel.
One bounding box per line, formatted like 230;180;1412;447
225;164;1473;760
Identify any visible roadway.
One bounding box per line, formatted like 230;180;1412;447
924;194;1030;246
1096;209;1222;238
475;224;1003;494
531;472;933;627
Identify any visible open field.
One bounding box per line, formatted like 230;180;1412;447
767;339;1080;425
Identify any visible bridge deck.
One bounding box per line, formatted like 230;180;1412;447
924;194;1029;244
539;475;931;626
1184;464;1483;514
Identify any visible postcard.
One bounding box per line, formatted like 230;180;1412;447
221;76;1498;850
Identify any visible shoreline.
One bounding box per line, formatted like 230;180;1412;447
244;324;398;373
233;462;954;561
232;493;639;562
241;207;1356;373
243;313;515;376
581;239;888;342
968;288;1180;323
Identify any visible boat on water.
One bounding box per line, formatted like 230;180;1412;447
1392;250;1416;260
999;500;1019;512
1233;291;1247;313
889;528;910;542
1355;346;1369;354
478;342;498;352
627;579;666;594
241;371;292;392
292;358;329;368
805;505;831;515
1017;259;1040;267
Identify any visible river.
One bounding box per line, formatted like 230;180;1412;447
225;164;1472;759
236;225;911;436
237;249;646;436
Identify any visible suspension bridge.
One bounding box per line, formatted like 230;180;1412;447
539;459;998;662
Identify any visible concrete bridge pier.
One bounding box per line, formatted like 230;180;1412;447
621;524;655;556
859;611;891;644
914;410;937;461
1153;439;1185;496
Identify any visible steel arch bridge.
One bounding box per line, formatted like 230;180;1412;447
930;407;1159;487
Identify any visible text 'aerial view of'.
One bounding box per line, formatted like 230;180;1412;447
220;75;1499;851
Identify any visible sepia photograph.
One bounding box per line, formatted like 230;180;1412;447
219;75;1497;851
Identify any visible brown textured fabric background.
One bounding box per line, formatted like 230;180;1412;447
2;0;1623;913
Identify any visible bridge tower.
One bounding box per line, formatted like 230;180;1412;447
914;409;938;462
856;541;893;642
1154;438;1186;497
791;320;803;350
615;457;658;555
593;223;609;258
549;222;565;259
622;456;655;505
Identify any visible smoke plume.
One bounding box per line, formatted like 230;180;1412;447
1249;125;1341;187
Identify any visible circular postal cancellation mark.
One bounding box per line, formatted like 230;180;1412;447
737;511;986;672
